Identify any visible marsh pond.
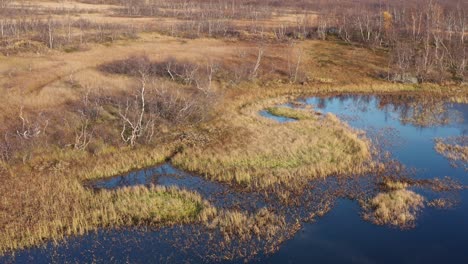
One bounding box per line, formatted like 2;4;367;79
2;94;467;263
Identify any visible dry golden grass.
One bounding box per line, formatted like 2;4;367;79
0;14;466;256
428;198;457;209
26;144;178;180
173;97;373;189
435;137;468;166
206;208;286;242
382;179;409;190
436;143;468;161
0;137;195;254
12;0;317;34
265;106;316;120
14;0;118;11
1;32;465;115
362;183;425;228
0;176;209;254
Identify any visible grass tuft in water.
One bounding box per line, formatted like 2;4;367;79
435;136;468;169
362;183;425;228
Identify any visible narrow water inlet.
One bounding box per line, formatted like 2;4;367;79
89;162;268;210
259;109;297;123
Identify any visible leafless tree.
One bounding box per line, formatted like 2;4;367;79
46;17;55;49
16;107;47;140
191;60;218;94
286;42;305;83
119;72;148;147
293;46;303;83
73;90;95;151
250;47;264;80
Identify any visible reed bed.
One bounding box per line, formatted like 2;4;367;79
173;98;373;190
0;175;209;254
435;137;468;169
362;188;425;228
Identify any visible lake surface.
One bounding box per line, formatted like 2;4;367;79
271;95;468;264
2;94;467;263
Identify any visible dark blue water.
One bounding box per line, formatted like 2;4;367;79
90;163;225;197
270;95;468;264
303;95;466;182
2;94;467;263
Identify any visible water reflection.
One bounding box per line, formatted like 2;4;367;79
3;94;467;263
309;94;465;128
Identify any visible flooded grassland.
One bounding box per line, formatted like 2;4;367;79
2;93;467;263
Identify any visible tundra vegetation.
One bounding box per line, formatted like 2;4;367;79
265;105;317;120
172;99;373;190
0;0;466;260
